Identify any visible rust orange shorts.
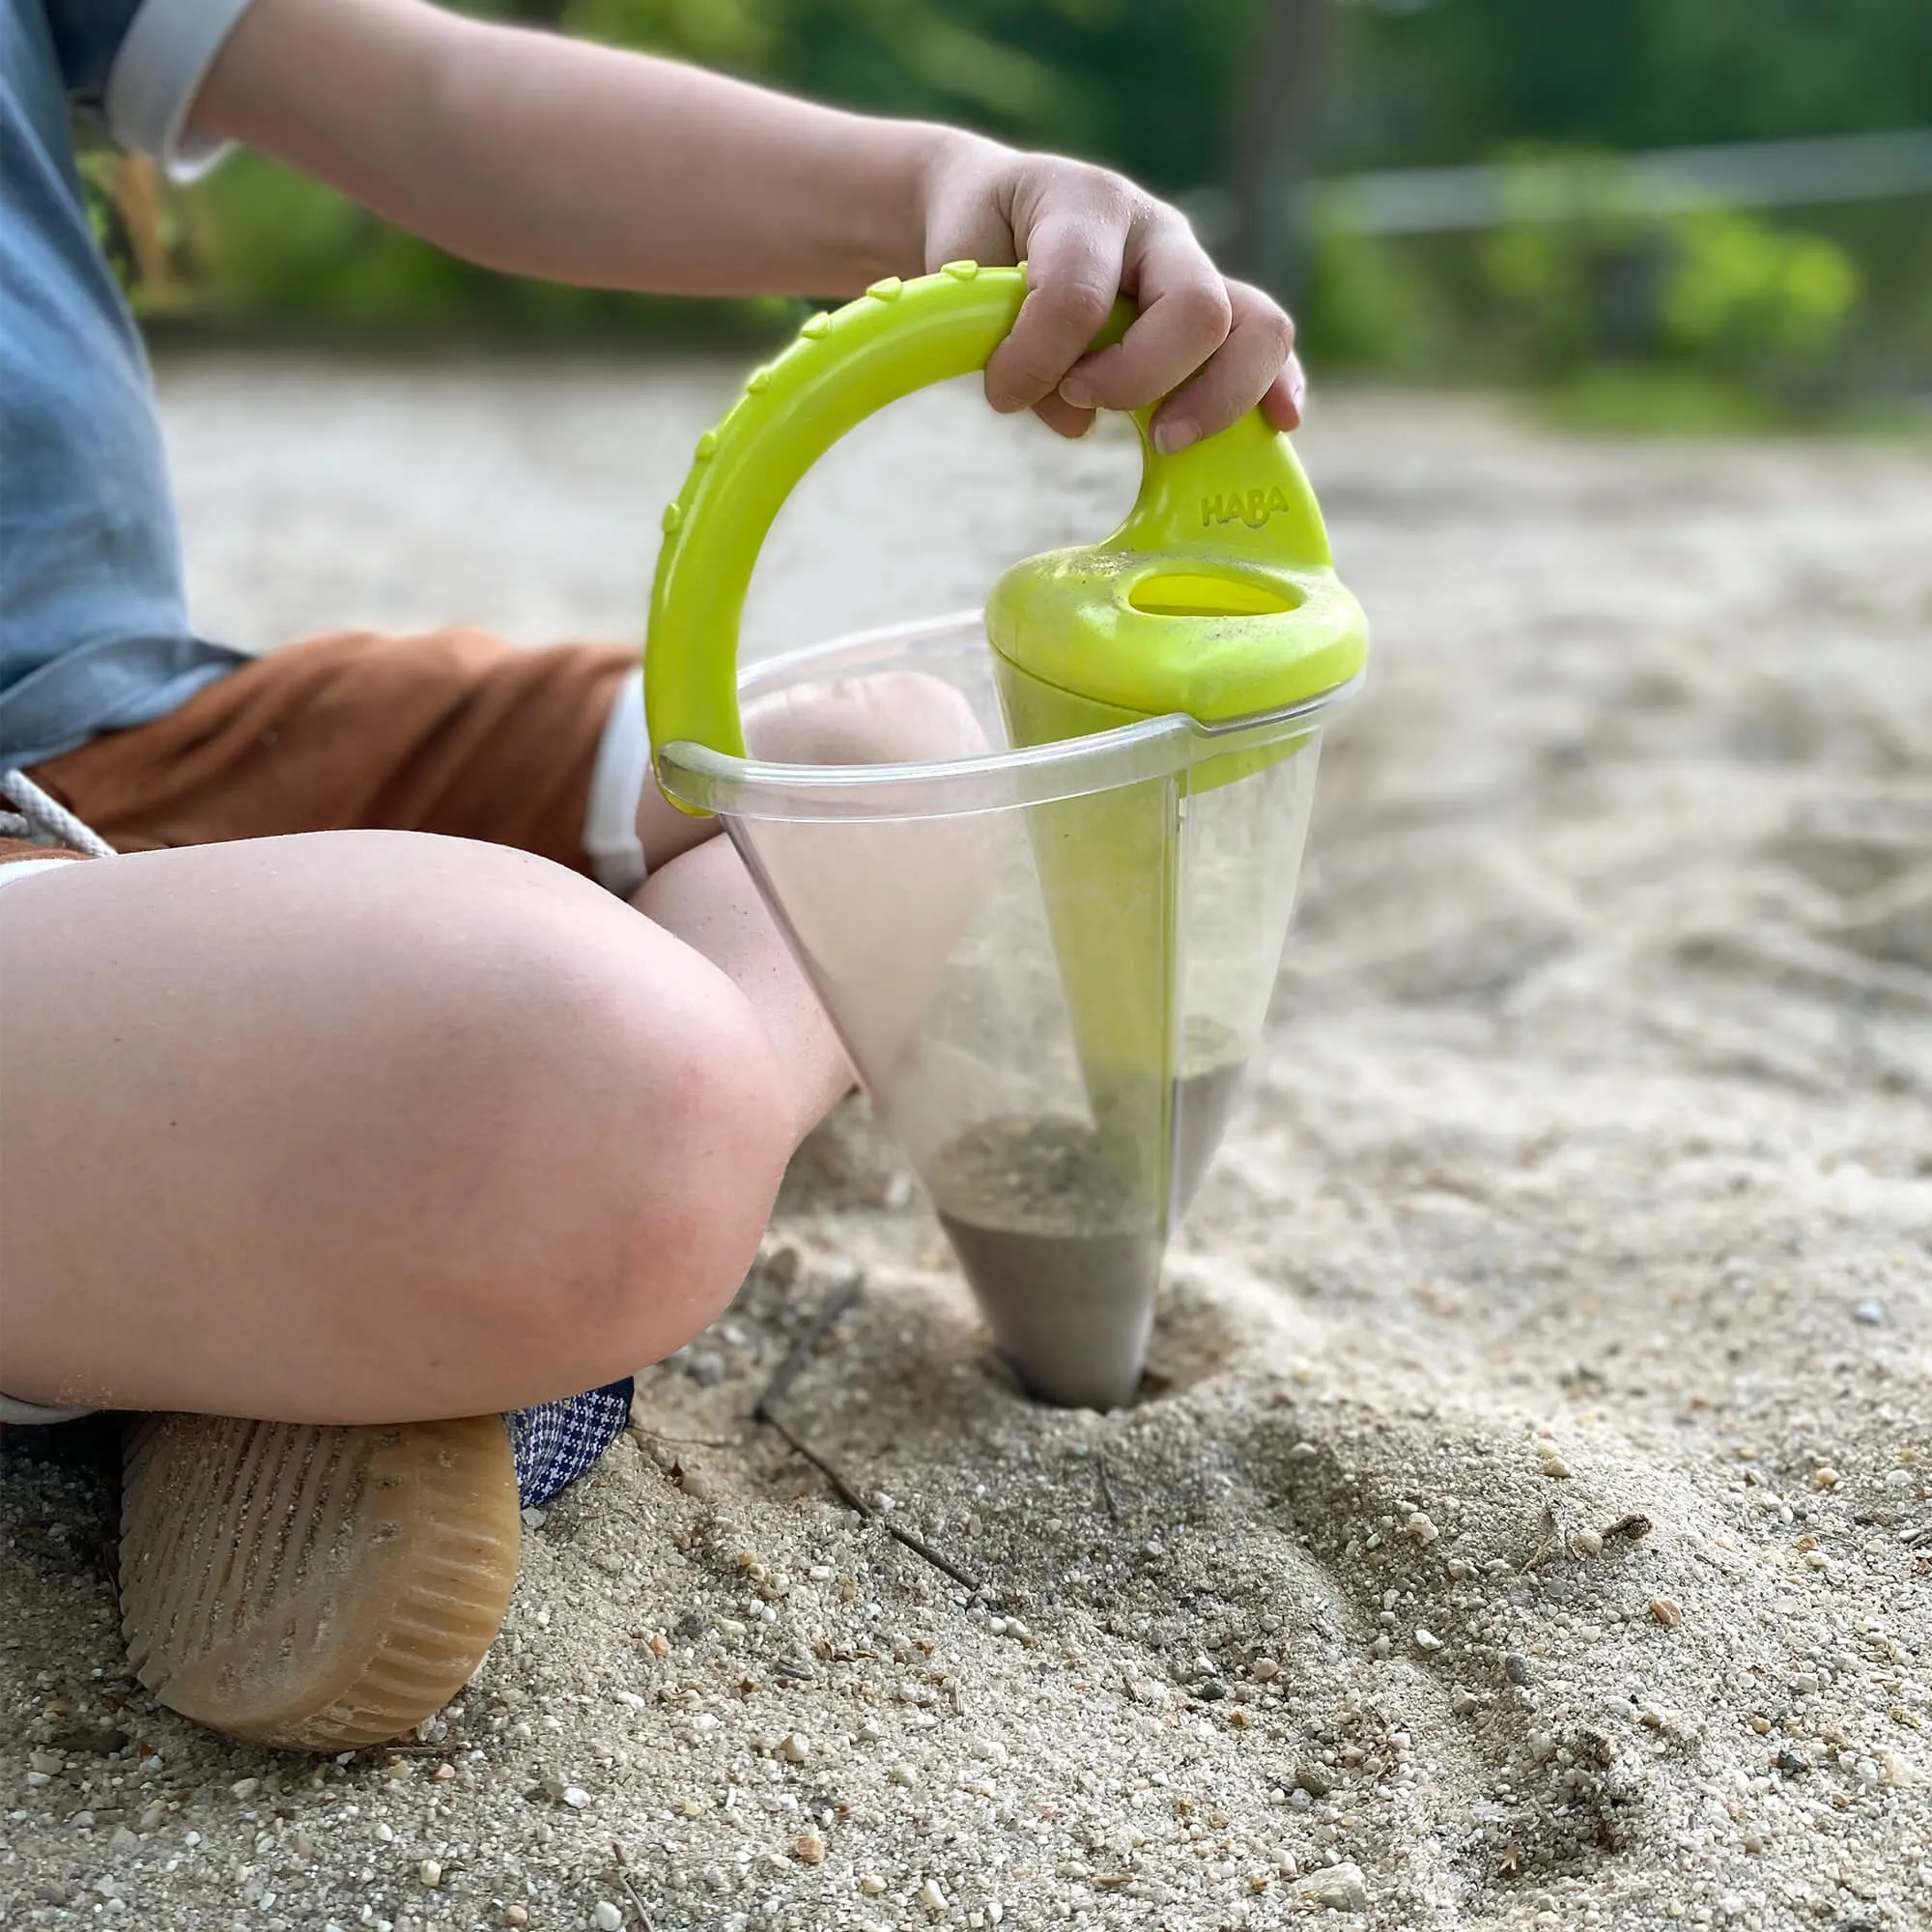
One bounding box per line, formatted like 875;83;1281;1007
0;628;647;884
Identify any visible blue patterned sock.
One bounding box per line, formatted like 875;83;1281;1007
505;1378;634;1509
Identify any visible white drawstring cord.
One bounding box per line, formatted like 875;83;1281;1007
0;770;118;858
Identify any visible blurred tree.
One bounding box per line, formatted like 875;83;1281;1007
1222;0;1333;299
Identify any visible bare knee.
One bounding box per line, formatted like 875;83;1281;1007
375;858;794;1402
0;833;791;1422
744;670;989;768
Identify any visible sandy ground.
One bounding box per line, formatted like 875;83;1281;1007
3;357;1930;1932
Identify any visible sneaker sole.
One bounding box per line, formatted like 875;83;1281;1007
120;1412;521;1751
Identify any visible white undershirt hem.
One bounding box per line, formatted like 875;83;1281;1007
582;666;649;898
104;0;262;184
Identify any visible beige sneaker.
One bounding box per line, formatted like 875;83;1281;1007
118;1412;521;1750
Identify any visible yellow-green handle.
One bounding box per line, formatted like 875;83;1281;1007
646;263;1122;781
647;261;1365;799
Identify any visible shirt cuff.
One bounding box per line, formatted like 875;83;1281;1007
103;0;261;183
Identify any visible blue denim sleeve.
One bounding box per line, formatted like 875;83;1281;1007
43;0;148;110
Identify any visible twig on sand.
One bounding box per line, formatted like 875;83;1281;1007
763;1412;983;1594
750;1278;984;1597
1092;1450;1121;1522
753;1275;865;1422
612;1843;654;1928
1521;1502;1562;1573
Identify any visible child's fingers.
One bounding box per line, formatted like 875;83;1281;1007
983;197;1134;414
1261;355;1308;433
1055;219;1232;413
1031;392;1098;440
1147;282;1299;451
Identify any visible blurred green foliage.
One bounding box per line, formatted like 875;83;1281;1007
1469;162;1862;378
134;0;1932;415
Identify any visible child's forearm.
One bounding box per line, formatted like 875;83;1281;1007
196;0;985;296
196;0;1307;448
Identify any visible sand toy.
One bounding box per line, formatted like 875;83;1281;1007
647;263;1366;1408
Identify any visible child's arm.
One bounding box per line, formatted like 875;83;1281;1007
190;0;1302;449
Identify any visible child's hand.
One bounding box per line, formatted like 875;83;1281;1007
921;135;1306;450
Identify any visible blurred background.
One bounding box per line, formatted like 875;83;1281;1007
91;0;1932;432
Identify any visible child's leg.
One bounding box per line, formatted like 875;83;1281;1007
0;828;822;1421
6;646;980;1424
1;638;976;1749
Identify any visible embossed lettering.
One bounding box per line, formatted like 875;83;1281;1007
1199;483;1295;529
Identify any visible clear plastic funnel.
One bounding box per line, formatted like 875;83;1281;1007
659;613;1350;1408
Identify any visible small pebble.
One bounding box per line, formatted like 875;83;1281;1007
561;1785;591;1808
432;1763;456;1782
1811;1467;1841;1492
860;1874;888;1896
1414;1628;1443;1654
1406;1512;1439;1544
1853;1299;1886;1325
504;1910;528;1927
418;1861;441;1889
592;1905;624;1932
1503;1654;1532;1687
1292;1862;1369;1913
1649;1596;1683;1629
1570;1529;1604;1558
920;1878;949;1912
793;1833;825;1864
229;1778;261;1802
781;1732;810;1764
1251;1658;1280;1682
1537;1446;1573;1479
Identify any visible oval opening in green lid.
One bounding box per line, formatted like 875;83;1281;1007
1126;572;1302;620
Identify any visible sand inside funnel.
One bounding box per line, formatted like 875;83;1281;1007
927;1041;1248;1407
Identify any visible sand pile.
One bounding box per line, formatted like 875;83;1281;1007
3;371;1928;1931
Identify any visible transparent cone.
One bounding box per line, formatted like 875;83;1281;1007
659;615;1342;1409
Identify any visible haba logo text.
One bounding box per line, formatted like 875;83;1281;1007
1200;485;1296;530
